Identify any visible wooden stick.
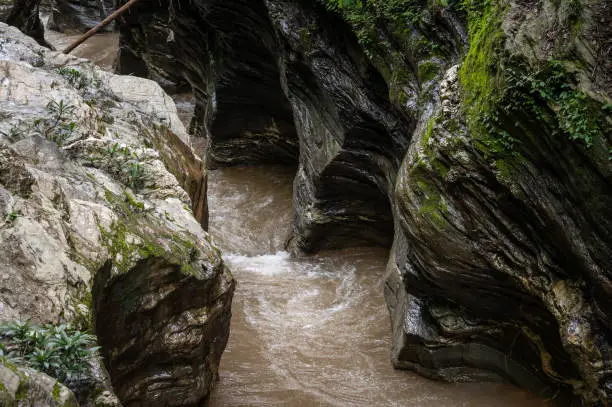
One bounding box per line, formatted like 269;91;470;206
62;0;140;54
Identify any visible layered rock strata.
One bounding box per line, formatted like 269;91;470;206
115;0;299;166
5;0;610;404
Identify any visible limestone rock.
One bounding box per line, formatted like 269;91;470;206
0;361;79;407
0;22;234;406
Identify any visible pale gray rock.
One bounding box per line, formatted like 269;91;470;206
0;22;234;406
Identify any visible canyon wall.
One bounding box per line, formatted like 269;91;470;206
2;0;610;404
114;0;610;404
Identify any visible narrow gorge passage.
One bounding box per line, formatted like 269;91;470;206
44;24;552;407
205;166;546;407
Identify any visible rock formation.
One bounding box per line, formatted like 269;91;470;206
5;0;47;46
48;0;115;33
0;0;12;23
114;0;610;405
0;363;79;406
0;22;234;406
115;0;299;166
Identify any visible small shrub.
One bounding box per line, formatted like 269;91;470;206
0;123;25;141
5;211;19;222
56;67;90;90
0;320;100;383
40;99;79;146
46;99;75;124
124;152;145;189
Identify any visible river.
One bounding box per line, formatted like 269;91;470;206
46;29;549;407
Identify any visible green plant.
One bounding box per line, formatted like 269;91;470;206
125;153;145;189
56;122;77;146
0;123;24;141
5;211;19;222
105;142;120;160
40;99;79;146
0;321;99;383
56;67;90;90
458;1;605;158
46;99;75;124
318;0;432;54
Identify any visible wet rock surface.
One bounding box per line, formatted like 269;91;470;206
115;0;299;167
0;0;12;23
5;0;48;46
116;0;611;404
0;22;234;406
48;0;115;33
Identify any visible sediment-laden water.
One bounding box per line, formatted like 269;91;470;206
45;29;548;407
205;166;545;407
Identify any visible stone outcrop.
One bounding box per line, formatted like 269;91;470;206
115;0;611;405
115;0;299;167
0;0;12;23
266;1;413;252
0;22;234;406
0;362;79;407
384;2;611;405
5;0;48;46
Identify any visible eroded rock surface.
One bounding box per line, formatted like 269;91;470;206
70;0;612;404
0;0;12;23
0;22;234;406
48;0;115;33
115;0;299;167
0;362;79;407
5;0;47;46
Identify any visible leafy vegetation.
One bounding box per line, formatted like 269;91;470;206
56;67;91;90
457;0;607;159
320;0;607;158
0;320;99;384
1;99;79;147
506;60;603;148
27;98;79;147
0;123;25;141
5;211;19;222
102;142;146;189
318;0;434;56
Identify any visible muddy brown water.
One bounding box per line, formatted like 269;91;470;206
45;28;119;70
205;166;547;407
45;30;549;407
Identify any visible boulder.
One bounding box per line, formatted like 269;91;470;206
0;22;234;406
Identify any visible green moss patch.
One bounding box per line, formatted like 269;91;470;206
99;189;204;278
459;0;609;161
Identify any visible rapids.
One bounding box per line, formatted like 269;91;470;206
44;28;549;407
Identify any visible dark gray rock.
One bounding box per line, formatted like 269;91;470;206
114;0;299;167
94;257;235;406
5;0;48;46
265;0;413;252
48;0;115;33
0;0;12;23
114;0;611;405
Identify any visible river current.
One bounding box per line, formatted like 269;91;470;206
204;166;545;407
47;30;548;407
